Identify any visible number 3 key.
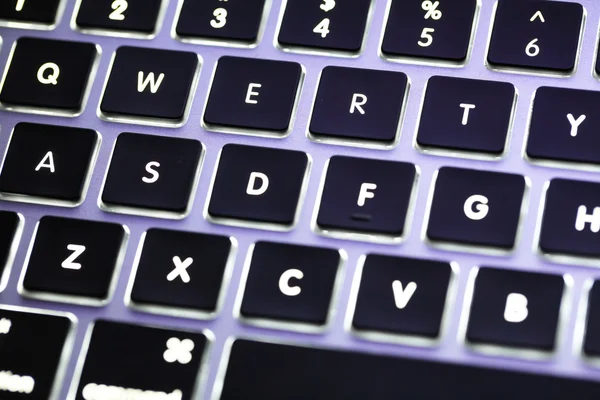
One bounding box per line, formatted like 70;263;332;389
175;0;268;47
487;0;585;76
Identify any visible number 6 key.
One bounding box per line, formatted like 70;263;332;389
487;0;585;76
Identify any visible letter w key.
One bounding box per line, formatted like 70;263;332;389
137;71;164;94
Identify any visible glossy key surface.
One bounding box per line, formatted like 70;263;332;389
2;1;600;399
71;320;208;400
0;306;74;400
218;339;600;399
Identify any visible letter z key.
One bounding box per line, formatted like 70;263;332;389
21;216;127;305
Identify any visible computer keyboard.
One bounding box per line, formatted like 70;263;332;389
2;0;600;398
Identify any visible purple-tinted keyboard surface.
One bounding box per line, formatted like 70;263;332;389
1;0;600;398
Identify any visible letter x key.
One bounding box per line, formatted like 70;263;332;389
167;256;193;283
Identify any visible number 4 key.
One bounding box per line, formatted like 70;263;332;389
487;1;584;76
277;0;372;55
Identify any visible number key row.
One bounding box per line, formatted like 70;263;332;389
0;0;592;76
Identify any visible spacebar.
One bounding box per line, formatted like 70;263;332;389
219;339;600;399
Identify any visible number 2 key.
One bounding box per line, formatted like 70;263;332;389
487;1;584;75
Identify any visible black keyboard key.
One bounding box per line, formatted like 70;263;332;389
101;132;203;218
75;0;164;36
0;306;74;400
0;0;61;26
21;216;127;304
426;167;526;251
129;228;234;317
0;38;98;115
277;0;371;54
315;156;416;241
203;56;303;135
72;320;208;400
381;0;478;64
100;46;199;124
219;339;600;399
175;0;268;46
539;178;600;259
351;255;453;340
595;43;600;78
466;267;565;351
0;212;22;292
309;66;409;146
0;123;99;205
487;1;584;74
526;87;600;167
584;280;600;356
416;76;516;157
239;241;342;328
207;144;309;229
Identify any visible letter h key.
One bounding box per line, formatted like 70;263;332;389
575;205;600;232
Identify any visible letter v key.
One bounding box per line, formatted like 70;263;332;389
392;280;417;309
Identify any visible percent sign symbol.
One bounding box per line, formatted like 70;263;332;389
422;1;442;20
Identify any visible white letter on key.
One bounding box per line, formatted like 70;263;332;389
350;93;367;115
142;161;160;184
357;183;376;206
279;269;303;296
575;205;600;233
504;293;528;323
460;103;476;126
567;114;586;137
245;83;262;104
463;194;489;221
35;151;55;173
246;172;269;196
37;62;60;85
